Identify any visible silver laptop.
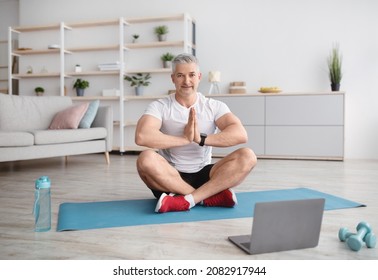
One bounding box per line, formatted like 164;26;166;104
228;198;325;255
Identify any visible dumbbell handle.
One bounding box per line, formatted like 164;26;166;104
355;227;368;238
347;227;368;251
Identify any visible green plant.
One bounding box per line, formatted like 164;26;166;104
161;52;174;62
327;44;343;85
73;78;89;89
34;86;44;93
132;34;139;43
124;73;151;87
154;25;169;35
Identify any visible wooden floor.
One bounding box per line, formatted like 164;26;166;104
0;154;377;260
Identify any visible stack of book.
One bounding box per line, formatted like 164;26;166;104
98;62;122;71
229;81;247;94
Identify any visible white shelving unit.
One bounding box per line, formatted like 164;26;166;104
8;22;72;96
7;14;196;153
0;40;9;93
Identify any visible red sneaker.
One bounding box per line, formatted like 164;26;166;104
155;193;190;213
202;189;237;207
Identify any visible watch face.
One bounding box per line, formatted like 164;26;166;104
199;133;207;146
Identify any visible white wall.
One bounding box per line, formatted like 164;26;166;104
5;0;378;159
0;0;19;93
0;0;19;39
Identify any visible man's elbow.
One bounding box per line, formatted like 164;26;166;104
135;132;146;146
237;126;249;144
239;133;248;144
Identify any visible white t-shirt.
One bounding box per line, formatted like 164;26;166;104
143;92;230;173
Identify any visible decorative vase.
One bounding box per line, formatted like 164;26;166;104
331;83;340;91
135;86;143;96
76;88;85;96
158;34;167;42
163;61;172;68
75;65;82;73
35;92;44;96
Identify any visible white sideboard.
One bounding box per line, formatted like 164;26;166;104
211;92;345;160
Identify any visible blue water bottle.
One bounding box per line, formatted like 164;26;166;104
33;176;51;232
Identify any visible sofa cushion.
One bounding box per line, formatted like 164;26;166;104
49;102;89;129
0;94;72;131
79;100;100;129
0;131;34;147
33;127;107;145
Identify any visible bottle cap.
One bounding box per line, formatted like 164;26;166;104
35;176;51;189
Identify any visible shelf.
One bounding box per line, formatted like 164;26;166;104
113;120;137;127
12;49;69;55
0;79;8;82
13;70;124;79
126;68;171;74
0;65;8;69
12;24;61;32
125;121;137;126
12;73;60;78
123;95;167;101
126;14;185;24
126;41;184;49
112;145;150;152
68;45;128;52
71;96;120;101
11;15;184;33
66;71;121;77
12;19;128;34
69;19;129;28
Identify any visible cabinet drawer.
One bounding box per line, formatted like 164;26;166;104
212;126;264;157
265;126;344;158
266;95;344;125
212;96;265;125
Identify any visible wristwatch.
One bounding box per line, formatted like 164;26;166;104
199;133;207;146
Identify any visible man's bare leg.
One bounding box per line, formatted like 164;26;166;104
190;147;257;204
138;147;256;212
137;149;195;195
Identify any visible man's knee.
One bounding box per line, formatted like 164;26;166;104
137;150;158;172
235;147;257;170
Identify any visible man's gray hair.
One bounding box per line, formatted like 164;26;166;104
172;53;200;73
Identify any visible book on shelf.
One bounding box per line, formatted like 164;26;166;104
98;62;124;71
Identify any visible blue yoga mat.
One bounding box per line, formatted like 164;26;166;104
57;187;365;231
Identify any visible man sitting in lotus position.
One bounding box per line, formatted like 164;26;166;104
135;53;257;213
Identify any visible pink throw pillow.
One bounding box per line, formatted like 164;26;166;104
49;103;89;129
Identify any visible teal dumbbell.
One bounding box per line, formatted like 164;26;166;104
346;222;377;251
338;227;354;242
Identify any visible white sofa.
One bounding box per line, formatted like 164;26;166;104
0;94;113;164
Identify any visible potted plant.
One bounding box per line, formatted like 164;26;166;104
161;52;174;68
34;86;44;96
124;73;151;96
74;64;82;73
154;25;169;41
327;44;343;91
132;34;139;43
73;78;89;96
